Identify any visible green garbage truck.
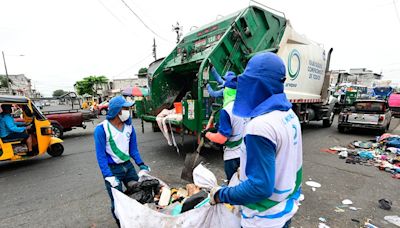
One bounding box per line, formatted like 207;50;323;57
136;5;334;145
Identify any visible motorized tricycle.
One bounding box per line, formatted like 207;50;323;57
0;95;64;162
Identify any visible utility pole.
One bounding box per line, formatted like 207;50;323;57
2;51;11;94
152;38;157;60
172;22;183;44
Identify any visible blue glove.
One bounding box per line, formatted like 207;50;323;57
139;164;150;171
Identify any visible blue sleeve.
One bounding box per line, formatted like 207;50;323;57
211;67;225;85
218;135;276;205
218;109;232;137
129;126;144;166
94;125;113;178
207;84;224;98
4;116;26;133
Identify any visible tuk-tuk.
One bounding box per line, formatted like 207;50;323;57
0;95;64;162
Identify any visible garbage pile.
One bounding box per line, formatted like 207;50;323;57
329;133;400;179
124;181;211;216
113;164;241;228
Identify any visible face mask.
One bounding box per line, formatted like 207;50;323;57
118;110;130;122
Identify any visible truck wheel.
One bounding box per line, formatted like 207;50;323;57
100;109;107;115
322;112;335;128
338;126;345;133
52;124;64;139
47;143;64;157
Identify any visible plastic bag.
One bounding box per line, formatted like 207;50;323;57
138;170;169;188
192;164;218;190
113;164;241;228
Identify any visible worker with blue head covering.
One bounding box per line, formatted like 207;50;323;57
94;95;150;225
206;66;237;98
210;52;303;228
205;71;245;181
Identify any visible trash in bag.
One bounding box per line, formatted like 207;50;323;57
181;190;209;213
124;179;161;204
112;164;241;228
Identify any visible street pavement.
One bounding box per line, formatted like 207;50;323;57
0;116;399;228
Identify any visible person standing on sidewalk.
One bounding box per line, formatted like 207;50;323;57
211;52;303;228
94;96;150;225
205;74;245;181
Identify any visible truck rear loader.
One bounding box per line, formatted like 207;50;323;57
136;4;334;144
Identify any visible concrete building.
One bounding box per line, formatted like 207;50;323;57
0;74;32;96
111;76;147;92
349;68;382;87
329;68;383;87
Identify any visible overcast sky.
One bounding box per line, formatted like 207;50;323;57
1;0;400;96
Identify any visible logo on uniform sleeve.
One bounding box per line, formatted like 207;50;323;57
288;49;301;81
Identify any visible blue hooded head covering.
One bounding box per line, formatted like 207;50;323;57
223;72;237;89
233;52;292;118
106;95;134;124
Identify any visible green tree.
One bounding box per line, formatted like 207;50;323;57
52;89;67;97
0;76;8;88
138;67;148;74
74;75;108;96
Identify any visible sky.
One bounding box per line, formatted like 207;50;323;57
0;0;400;96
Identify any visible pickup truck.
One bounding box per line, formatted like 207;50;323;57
338;100;391;134
44;110;96;138
33;92;98;138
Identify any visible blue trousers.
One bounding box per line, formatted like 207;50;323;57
224;158;240;181
104;161;139;223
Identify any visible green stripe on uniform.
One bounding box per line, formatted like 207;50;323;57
245;167;303;212
225;138;243;148
107;123;130;162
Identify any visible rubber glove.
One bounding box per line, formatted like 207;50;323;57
209;186;222;205
105;176;120;188
139;164;151;171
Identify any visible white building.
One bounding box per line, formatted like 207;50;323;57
0;74;32;97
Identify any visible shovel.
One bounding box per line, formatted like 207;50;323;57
181;105;220;182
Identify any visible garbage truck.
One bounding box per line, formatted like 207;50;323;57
136;5;334;144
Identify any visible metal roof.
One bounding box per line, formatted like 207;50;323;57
0;95;29;103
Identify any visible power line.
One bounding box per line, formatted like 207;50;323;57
97;0;126;26
119;0;172;43
115;53;153;77
394;0;400;25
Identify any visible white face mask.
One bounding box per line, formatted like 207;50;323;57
118;110;130;122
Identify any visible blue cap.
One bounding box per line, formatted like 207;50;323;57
106;95;134;120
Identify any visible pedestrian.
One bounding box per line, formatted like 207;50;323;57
210;52;303;228
94;95;150;226
205;73;245;181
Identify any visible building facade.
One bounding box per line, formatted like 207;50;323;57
0;74;32;97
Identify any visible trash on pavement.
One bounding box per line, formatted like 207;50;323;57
305;181;322;188
327;133;400;179
319;217;327;223
334;207;345;213
378;198;392;210
318;222;330;228
342;199;353;205
384;215;400;227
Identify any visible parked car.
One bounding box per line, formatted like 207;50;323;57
98;101;109;115
338;100;391;134
388;93;400;117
